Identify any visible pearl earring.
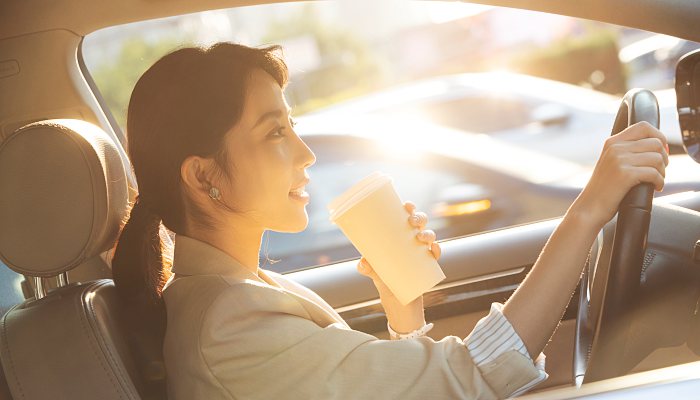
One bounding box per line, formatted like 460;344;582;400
208;187;221;200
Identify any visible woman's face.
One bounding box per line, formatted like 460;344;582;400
216;68;316;233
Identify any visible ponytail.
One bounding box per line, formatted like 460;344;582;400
112;195;171;392
113;195;171;328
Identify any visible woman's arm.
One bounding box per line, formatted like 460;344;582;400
199;281;538;400
502;204;599;359
503;121;669;359
358;122;668;359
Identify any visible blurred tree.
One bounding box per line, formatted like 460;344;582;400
90;38;186;130
261;4;387;113
508;29;626;95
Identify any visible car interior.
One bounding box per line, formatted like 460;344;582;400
2;1;700;399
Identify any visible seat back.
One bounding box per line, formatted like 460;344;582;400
0;366;11;400
0;263;24;400
0;120;163;399
1;281;141;399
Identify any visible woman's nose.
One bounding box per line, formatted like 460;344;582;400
298;137;316;169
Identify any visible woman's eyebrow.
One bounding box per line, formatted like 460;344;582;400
252;107;292;129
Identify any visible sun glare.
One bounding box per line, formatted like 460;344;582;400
419;2;494;24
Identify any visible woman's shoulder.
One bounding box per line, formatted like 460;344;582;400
261;270;328;305
164;272;311;322
165;271;289;300
259;269;348;326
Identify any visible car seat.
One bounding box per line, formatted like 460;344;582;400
0;120;166;400
0;262;30;400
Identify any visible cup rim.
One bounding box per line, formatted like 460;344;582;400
328;171;392;221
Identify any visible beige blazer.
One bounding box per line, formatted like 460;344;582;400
162;235;540;400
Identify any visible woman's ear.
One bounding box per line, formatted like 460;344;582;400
180;155;217;201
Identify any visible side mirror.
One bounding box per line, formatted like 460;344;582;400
675;49;700;163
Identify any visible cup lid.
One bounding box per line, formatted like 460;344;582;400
328;171;392;222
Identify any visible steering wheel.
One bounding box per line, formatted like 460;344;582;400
573;89;659;385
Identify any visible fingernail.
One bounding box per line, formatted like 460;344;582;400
411;213;427;225
417;230;436;242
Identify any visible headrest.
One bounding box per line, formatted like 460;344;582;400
0;119;129;277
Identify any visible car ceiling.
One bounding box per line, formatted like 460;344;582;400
1;0;700;43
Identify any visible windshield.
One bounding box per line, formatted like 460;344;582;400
82;0;700;273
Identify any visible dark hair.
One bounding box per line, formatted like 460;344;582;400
111;42;288;374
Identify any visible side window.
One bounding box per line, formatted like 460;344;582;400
0;262;27;315
81;2;699;274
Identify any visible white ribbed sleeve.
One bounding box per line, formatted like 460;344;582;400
465;302;548;397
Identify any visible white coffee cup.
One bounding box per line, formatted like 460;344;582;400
328;171;446;305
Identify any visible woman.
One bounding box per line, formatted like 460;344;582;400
112;43;669;399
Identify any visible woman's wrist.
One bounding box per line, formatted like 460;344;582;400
386;315;427;334
382;293;426;334
387;320;434;340
567;194;608;233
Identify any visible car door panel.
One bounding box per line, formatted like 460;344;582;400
288;218;559;309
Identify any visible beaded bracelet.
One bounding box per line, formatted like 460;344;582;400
387;321;435;340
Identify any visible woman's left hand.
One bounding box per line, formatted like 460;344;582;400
570;121;669;229
356;201;441;334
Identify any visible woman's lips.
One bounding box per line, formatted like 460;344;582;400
289;187;310;203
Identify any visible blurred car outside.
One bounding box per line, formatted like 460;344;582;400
305;71;684;166
620;33;700;90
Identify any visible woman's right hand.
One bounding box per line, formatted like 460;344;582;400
570;121;669;229
356;201;440;334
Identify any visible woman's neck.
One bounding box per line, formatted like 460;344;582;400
186;218;264;276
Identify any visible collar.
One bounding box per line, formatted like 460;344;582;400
171;234;264;283
170;234;347;327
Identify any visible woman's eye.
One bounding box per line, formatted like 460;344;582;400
268;127;285;139
289;117;297;128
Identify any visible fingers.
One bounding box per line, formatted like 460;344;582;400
430;242;442;260
602;128;668;191
357;258;393;295
404;200;440;259
416;229;436;244
405;201;428;229
357;257;379;280
625;152;667;177
630;166;665;191
416;229;440;261
582;122;669;225
356;257;369;276
403;201;416;214
409;212;428;230
616;137;669;165
405;201;427;227
609;121;668;148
